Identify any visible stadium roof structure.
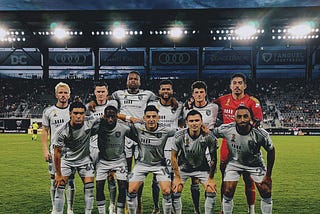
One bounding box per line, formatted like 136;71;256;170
0;6;320;48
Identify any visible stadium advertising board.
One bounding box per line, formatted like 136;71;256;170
0;119;30;133
0;48;42;68
258;48;306;66
100;48;146;69
48;48;93;69
203;48;252;67
266;128;320;136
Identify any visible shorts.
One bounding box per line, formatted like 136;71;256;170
61;160;95;178
96;158;128;181
220;138;229;163
180;170;210;184
224;162;266;183
90;145;99;166
129;162;171;182
164;137;174;173
48;144;55;175
33;130;38;134
125;137;138;158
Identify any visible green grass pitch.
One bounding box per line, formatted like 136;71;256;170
0;134;319;213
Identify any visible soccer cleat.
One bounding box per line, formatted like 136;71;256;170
151;207;160;214
109;204;116;214
67;209;74;214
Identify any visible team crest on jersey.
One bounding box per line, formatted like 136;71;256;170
155;133;162;138
206;110;211;116
115;131;121;138
225;98;230;106
231;134;236;142
138;95;143;100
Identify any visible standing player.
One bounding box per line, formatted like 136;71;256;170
112;71;158;213
32;121;39;141
126;105;176;214
86;81;118;214
53;101;99;214
183;80;219;214
213;73;263;214
148;79;183;214
41;82;75;214
171;110;218;214
212;106;275;214
95;102;139;214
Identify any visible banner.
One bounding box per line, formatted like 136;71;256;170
258;49;306;65
48;48;93;67
0;48;41;67
100;49;145;67
204;49;251;65
151;48;198;68
0;119;30;133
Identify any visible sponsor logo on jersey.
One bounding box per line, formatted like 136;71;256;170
225;98;230;106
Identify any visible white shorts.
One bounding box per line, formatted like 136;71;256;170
125;137;138;158
180;170;210;184
61;160;95;178
96;158;128;181
129;162;171;182
90;145;99;166
164;137;174;173
48;144;56;175
224;162;266;183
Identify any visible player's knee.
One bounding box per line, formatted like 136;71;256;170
205;192;216;198
172;192;182;199
127;192;137;200
223;186;234;198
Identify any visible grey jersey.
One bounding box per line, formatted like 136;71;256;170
212;122;274;167
42;105;70;144
134;123;176;166
97;121;138;161
183;102;219;130
53;119;100;165
148;100;183;128
112;89;157;119
172;128;218;172
86;100;119;148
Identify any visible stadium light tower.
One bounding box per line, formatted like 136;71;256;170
235;21;259;39
54;27;68;40
288;22;313;37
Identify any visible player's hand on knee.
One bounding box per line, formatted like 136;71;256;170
172;178;183;193
55;175;65;188
257;176;272;192
205;178;217;193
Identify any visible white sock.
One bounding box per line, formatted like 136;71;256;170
50;179;56;211
55;186;65;213
126;192;137;214
84;182;94;213
261;197;272;214
204;192;216;214
248;204;255;214
222;195;233;214
162;194;172;214
172;193;182;214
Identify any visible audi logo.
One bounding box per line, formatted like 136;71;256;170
54;53;87;65
158;52;191;65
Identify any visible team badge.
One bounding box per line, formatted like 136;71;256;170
231;134;236;142
138;95;143;100
206;110;211;116
155;133;162;138
225;98;230;106
115;131;121;138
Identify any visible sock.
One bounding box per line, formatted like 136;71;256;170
172;192;182;214
50;179;56;211
222;195;233;214
127;192;137;214
162;194;172;214
66;178;75;210
97;200;106;214
84;182;94;213
205;192;216;214
248;204;255;214
191;184;200;213
117;206;124;214
152;176;160;209
108;177;117;205
55;185;65;214
137;183;144;211
261;197;272;214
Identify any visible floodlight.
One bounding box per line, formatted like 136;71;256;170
235;25;257;38
0;28;7;40
54;28;68;39
288;23;312;37
113;27;126;40
170;27;183;39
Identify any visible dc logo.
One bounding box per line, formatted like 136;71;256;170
206;110;211;116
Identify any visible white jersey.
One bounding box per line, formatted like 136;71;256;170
183;102;219;130
86;100;119;148
212;122;274;167
42;105;70;145
134;123;176;166
53;119;100;166
112;89;157;119
148;100;183;128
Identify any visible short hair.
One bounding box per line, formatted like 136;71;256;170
69;101;86;112
231;73;247;84
55;82;71;94
144;105;159;114
128;70;141;77
235;105;253;118
94;81;108;89
191;81;207;92
159;79;173;87
186;109;202;120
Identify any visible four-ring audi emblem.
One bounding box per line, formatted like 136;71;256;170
158;52;191;65
54;53;87;65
